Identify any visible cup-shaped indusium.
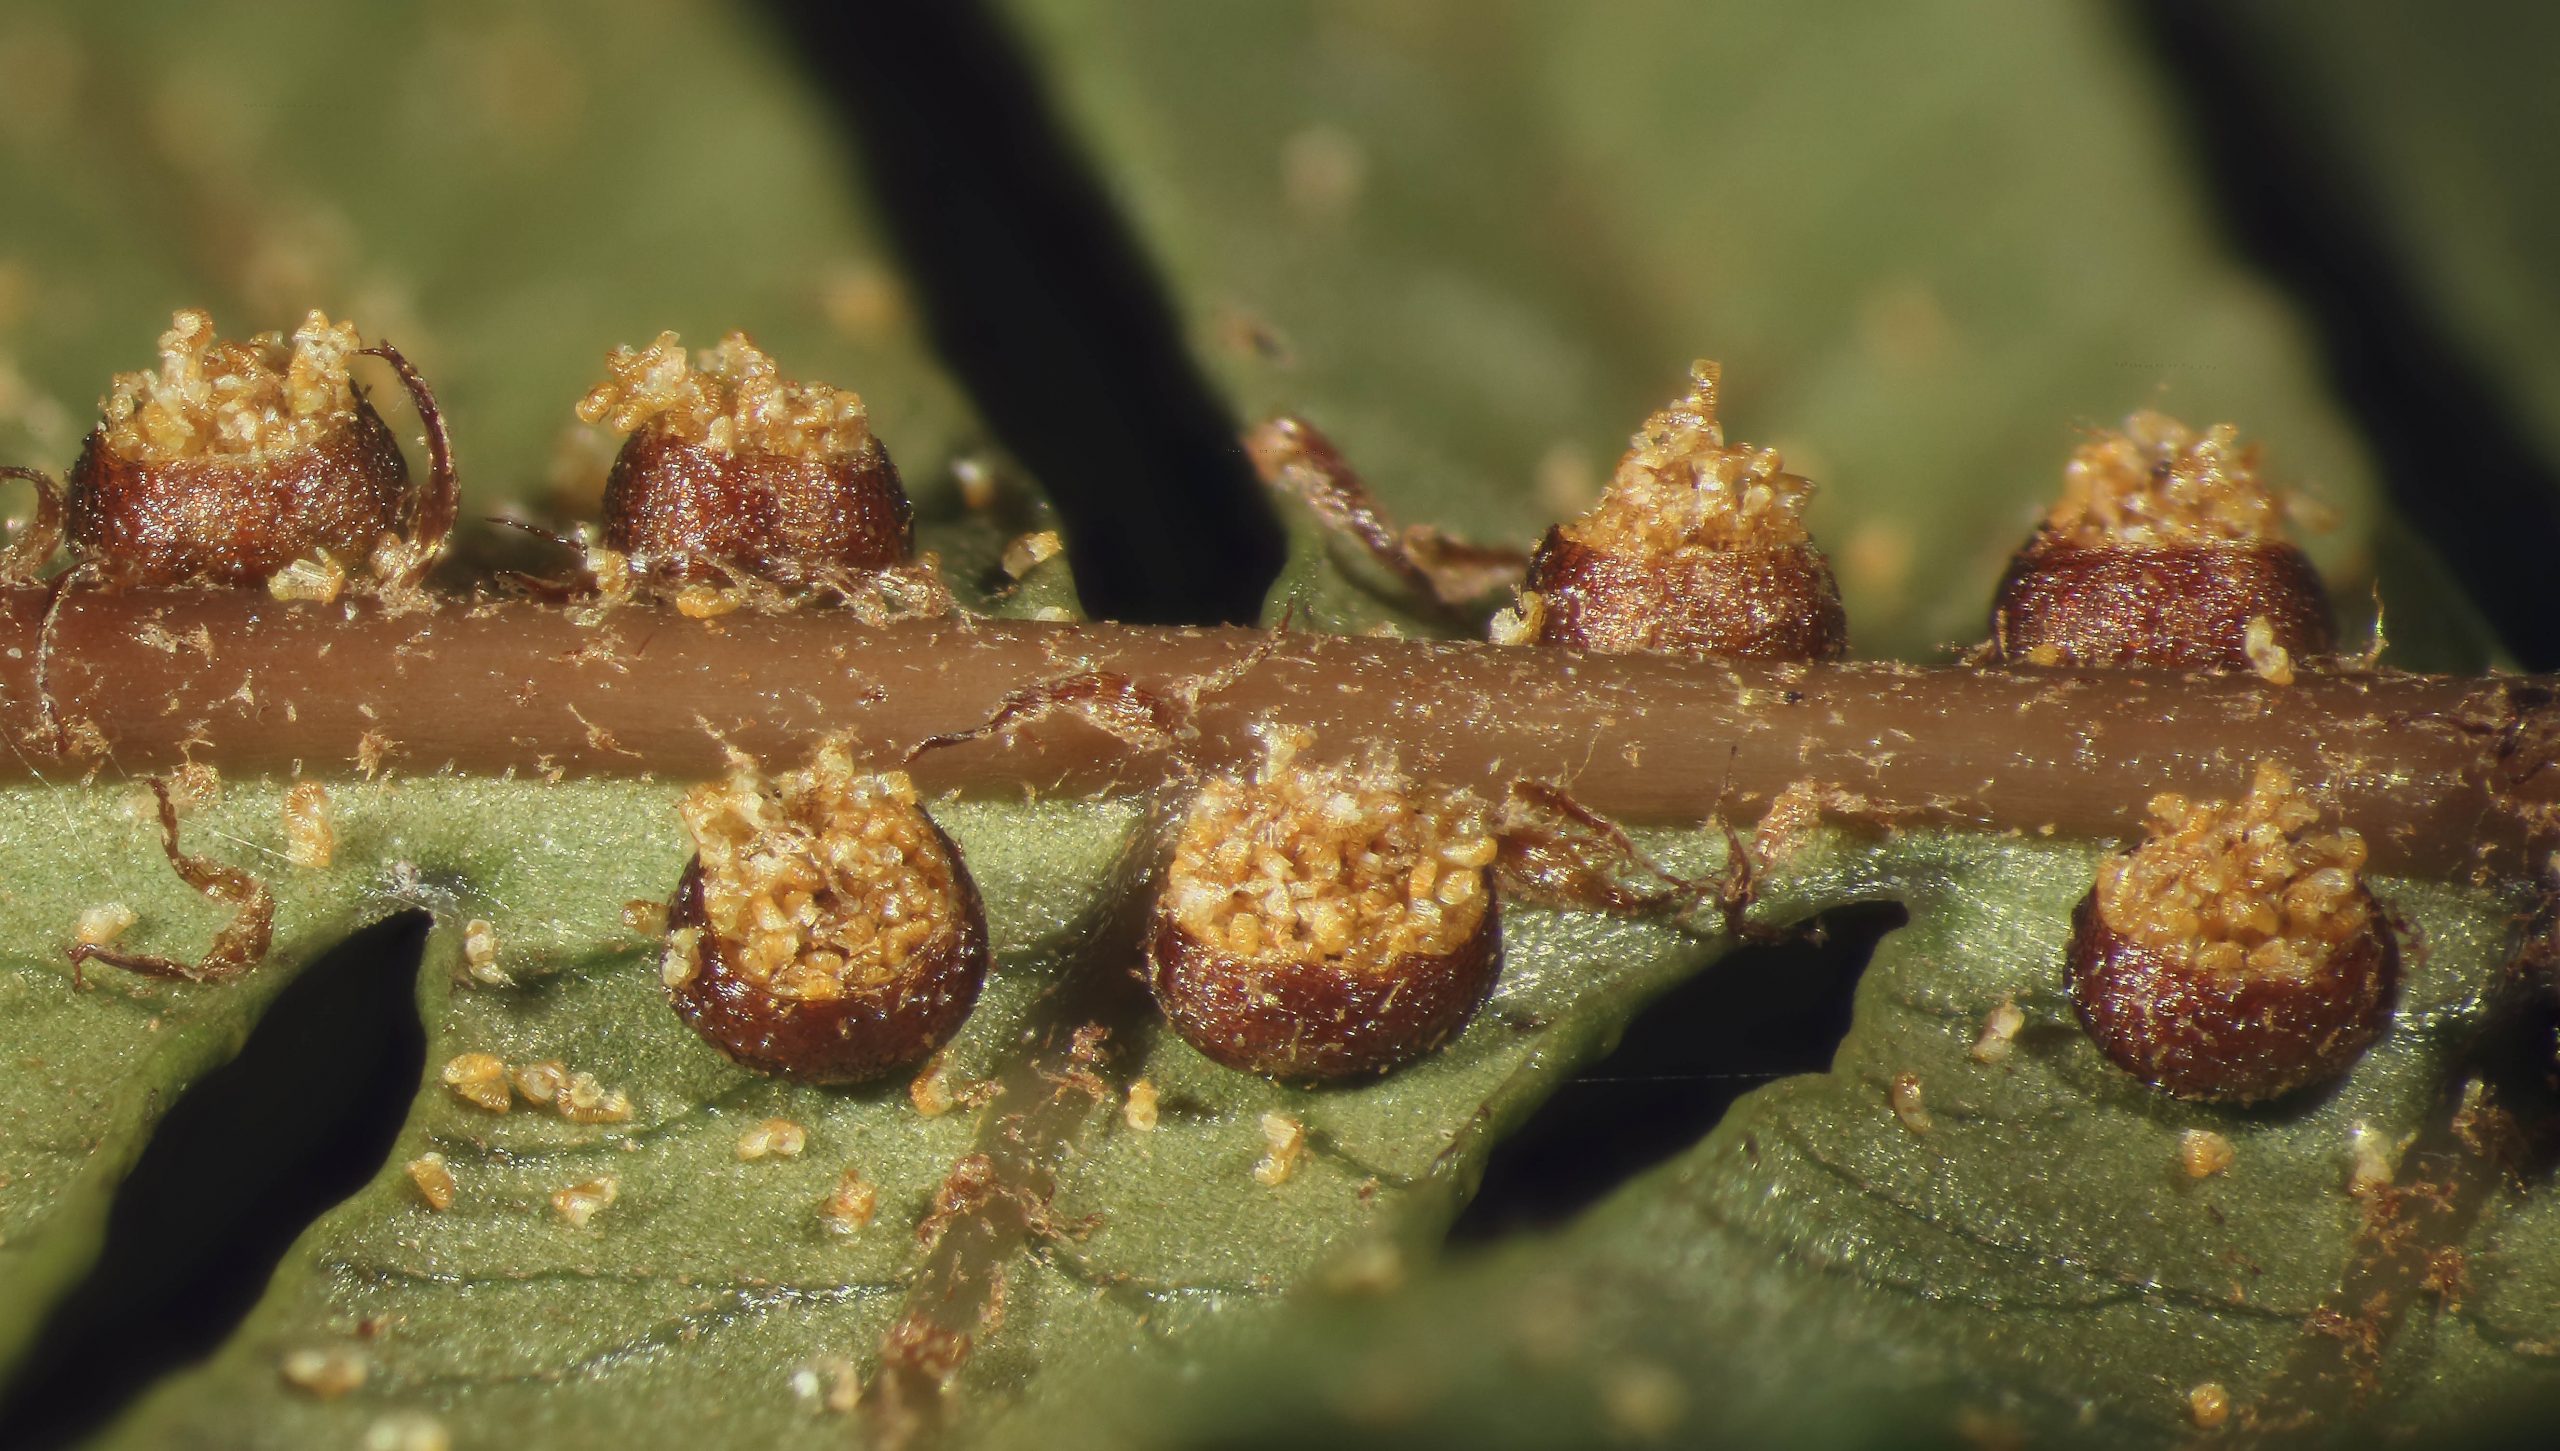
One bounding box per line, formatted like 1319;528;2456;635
583;331;912;587
67;310;411;586
1994;411;2333;669
1501;362;1844;661
663;750;987;1084
2067;762;2395;1104
1148;733;1502;1080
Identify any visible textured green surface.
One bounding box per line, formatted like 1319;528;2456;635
36;817;2528;1447
0;787;383;1372
989;836;2545;1449
2224;5;2560;478
50;799;1734;1448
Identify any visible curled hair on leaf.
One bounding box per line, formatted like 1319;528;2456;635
1494;780;1716;916
0;466;64;584
1492;779;1774;941
901;624;1288;772
65;777;274;988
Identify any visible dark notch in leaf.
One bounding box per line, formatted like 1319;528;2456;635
1452;903;1906;1241
2135;1;2560;669
764;0;1285;625
0;916;428;1451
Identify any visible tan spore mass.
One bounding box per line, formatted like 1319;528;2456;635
2094;761;2371;983
578;331;870;460
2044;410;2287;549
678;746;960;1002
1559;360;1816;559
1161;729;1493;975
101;309;364;464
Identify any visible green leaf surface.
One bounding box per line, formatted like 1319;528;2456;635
997;0;2487;662
0;489;1070;1388
58;789;1736;1448
0;788;383;1372
0;0;1085;1395
28;796;2536;1448
2211;5;2560;485
988;833;2547;1449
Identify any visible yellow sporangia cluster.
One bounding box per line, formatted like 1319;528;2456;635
675;746;959;1001
578;331;870;459
1162;728;1494;974
101;309;363;463
2045;410;2286;548
2094;761;2372;981
1563;360;1816;558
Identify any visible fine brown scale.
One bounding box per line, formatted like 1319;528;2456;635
64;777;275;987
0;466;65;583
